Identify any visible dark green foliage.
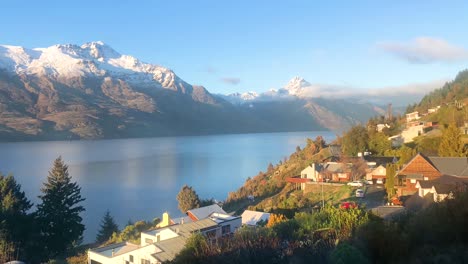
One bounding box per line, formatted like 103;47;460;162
341;125;369;156
438;123;467;157
415;70;468;113
385;164;396;200
329;242;370;264
36;157;85;258
0;173;35;262
176;185;200;213
96;210;119;244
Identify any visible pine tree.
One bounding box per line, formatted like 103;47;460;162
176;185;200;213
0;173;33;261
438;123;467;157
96;210;119;244
36;157;85;258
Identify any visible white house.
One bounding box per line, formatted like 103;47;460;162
241;210;270;226
89;210;242;264
406;111;420;122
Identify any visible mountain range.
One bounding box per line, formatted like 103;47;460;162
0;41;390;141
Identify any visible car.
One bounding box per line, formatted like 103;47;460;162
347;181;363;187
366;180;373;185
355;189;365;198
376;179;384;184
340;201;358;209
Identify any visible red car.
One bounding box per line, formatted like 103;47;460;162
340;201;358;209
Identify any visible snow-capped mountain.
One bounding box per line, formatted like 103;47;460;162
0;41;191;93
0;41;383;141
222;76;314;104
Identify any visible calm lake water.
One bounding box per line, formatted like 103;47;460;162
0;131;335;242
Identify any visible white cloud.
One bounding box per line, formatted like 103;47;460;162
221;77;241;85
378;37;468;63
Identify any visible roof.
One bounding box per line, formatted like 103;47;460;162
152;218;219;262
171;216;193;225
170;218;218;237
187;204;226;220
241;210;270;226
323;162;349;173
90;242;140;257
364;156;399;166
152;236;187;262
427;157;468;177
432;184;456;195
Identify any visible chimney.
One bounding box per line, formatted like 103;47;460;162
111;248;115;257
160;212;170;228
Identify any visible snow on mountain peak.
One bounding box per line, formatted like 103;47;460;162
0;42;188;90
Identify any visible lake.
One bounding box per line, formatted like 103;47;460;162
0;131;335;242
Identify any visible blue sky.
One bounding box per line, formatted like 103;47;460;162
2;0;468;95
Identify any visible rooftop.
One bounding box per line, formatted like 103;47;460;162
427;157;468;177
187;204;226;220
90;242;140;257
241;210;270;226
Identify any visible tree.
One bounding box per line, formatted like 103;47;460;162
385;164;397;200
96;210;119;244
177;185;200;213
368;132;392;156
36;157;85;258
438;123;467;157
0;173;33;262
341;125;369;156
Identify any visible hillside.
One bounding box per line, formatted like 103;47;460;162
409;70;468;114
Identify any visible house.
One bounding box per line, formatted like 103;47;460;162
461;121;468;135
366;165;386;183
186;204;226;221
364;156;398;183
396;153;468;196
88;212;242;264
241;210;270;226
406;111;420;122
415;175;468;202
300;163;323;182
401;124;425;143
376;124;390;132
322;162;351;182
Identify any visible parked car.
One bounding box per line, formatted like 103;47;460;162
347;181;363;187
376;179;384;184
366;180;373;185
340;201;358;209
355;189;365;198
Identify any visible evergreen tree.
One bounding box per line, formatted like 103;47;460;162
96;210;119;244
438;123;467;157
0;173;34;261
177;185;200;213
36;157;85;258
385;164;396;200
341;125;369;156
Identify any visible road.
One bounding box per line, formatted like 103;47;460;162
353;184;387;210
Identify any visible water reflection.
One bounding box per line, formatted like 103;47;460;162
0;131;334;242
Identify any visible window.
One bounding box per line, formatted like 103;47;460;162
90;260;102;264
222;224;231;235
145;238;154;244
141;259;150;264
129;255;134;263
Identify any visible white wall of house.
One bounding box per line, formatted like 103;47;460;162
401;125;424;143
89;244;160;264
141;228;178;246
301;164;319;181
